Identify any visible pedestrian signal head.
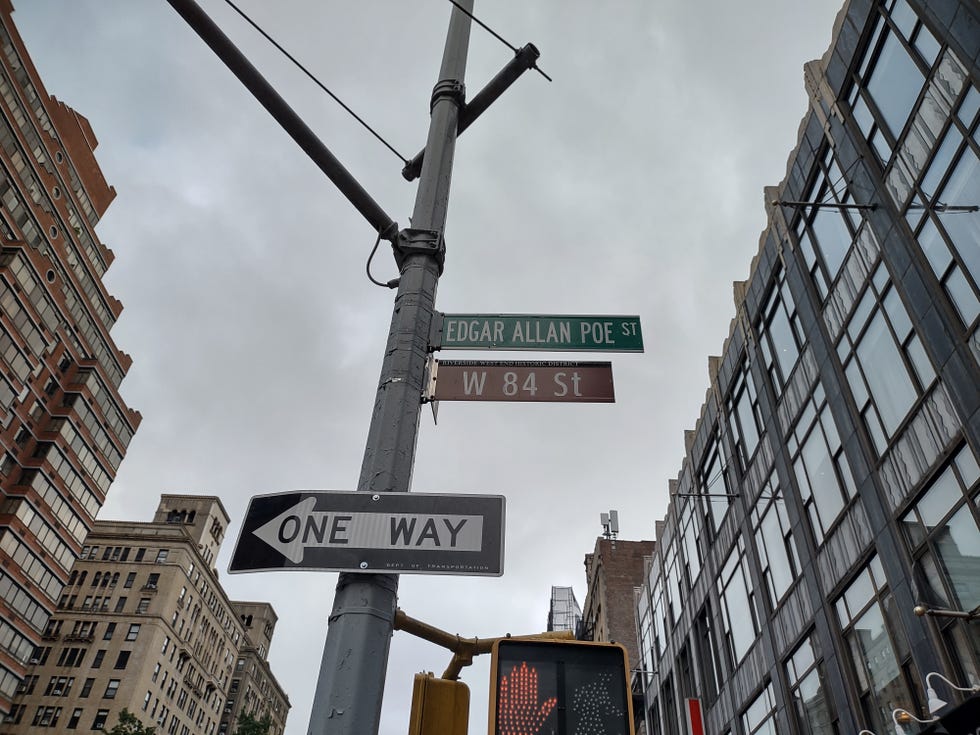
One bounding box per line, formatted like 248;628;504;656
488;638;634;735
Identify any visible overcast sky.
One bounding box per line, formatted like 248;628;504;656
15;1;844;732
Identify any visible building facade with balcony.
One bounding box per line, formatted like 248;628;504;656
0;0;140;714
634;1;979;733
0;495;289;735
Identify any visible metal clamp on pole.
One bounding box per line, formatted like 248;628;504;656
403;44;541;181
394;228;446;274
430;79;466;112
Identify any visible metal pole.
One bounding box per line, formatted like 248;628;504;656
306;4;473;734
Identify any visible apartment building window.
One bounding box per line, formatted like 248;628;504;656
103;623;116;640
837;556;920;733
914;117;980;329
790;385;856;544
124;572;136;589
58;647;87;667
143;691;152;711
137;598;151;614
80;678;94;697
717;538;758;668
786;634;836;734
114;596;127;613
104;679;120;699
155;549;170;564
664;539;682;627
693;605;721;706
31;705;62;727
114;651;131;670
699;431;732;536
135;547;146;562
678;495;703;586
44;675;74;696
840;265;934;454
126;624;141;641
145;573;160;590
92;708;109;730
92;649;105;669
900;444;980;682
651;580;666;660
756;268;806;398
637;594;655;688
741;683;776;735
16;674;38;694
726;358;763;469
752;473;799;606
66;707;82;729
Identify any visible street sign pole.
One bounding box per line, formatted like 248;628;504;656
307;4;472;735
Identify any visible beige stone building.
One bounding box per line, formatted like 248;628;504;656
0;495;288;735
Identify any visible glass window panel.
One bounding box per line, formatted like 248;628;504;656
850;604;905;711
855;312;917;435
883;287;913;340
954;445;979;486
853;94;875;137
844;569;875;618
918;549;952;606
872;128;893;163
936;148;980;282
958;86;980;127
867;32;925;139
946;267;980;326
800;428;845;523
890;0;916;39
812;207;853;277
937;505;980;610
863;404;889;455
917;217;954;277
905;335;936;388
846;359;870;408
913;24;941;67
849;289;877;341
795;669;835;735
922;127;963;199
758;504;794;602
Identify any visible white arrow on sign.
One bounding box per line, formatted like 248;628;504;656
253;496;485;564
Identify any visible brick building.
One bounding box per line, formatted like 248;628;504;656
0;0;139;714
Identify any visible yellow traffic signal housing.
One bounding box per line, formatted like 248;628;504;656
408;672;469;735
488;638;635;735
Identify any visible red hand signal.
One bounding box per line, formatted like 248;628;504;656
497;662;557;735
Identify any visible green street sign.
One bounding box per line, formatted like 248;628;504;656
435;314;643;352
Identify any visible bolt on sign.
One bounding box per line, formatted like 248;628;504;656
435;314;643;352
430;360;615;403
229;491;505;576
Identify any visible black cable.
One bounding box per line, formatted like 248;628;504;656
220;0;410;163
446;0;553;82
366;229;400;289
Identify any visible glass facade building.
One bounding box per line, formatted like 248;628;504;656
635;1;979;733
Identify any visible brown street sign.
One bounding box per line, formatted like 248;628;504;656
431;360;615;403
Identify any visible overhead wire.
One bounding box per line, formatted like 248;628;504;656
219;0;409;164
445;0;553;82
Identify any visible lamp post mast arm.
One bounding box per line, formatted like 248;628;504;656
307;4;473;735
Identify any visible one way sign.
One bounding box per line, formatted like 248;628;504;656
229;491;505;576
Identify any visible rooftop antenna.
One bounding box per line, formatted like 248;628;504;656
600;510;619;540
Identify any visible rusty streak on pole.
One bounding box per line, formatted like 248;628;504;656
306;4;473;734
